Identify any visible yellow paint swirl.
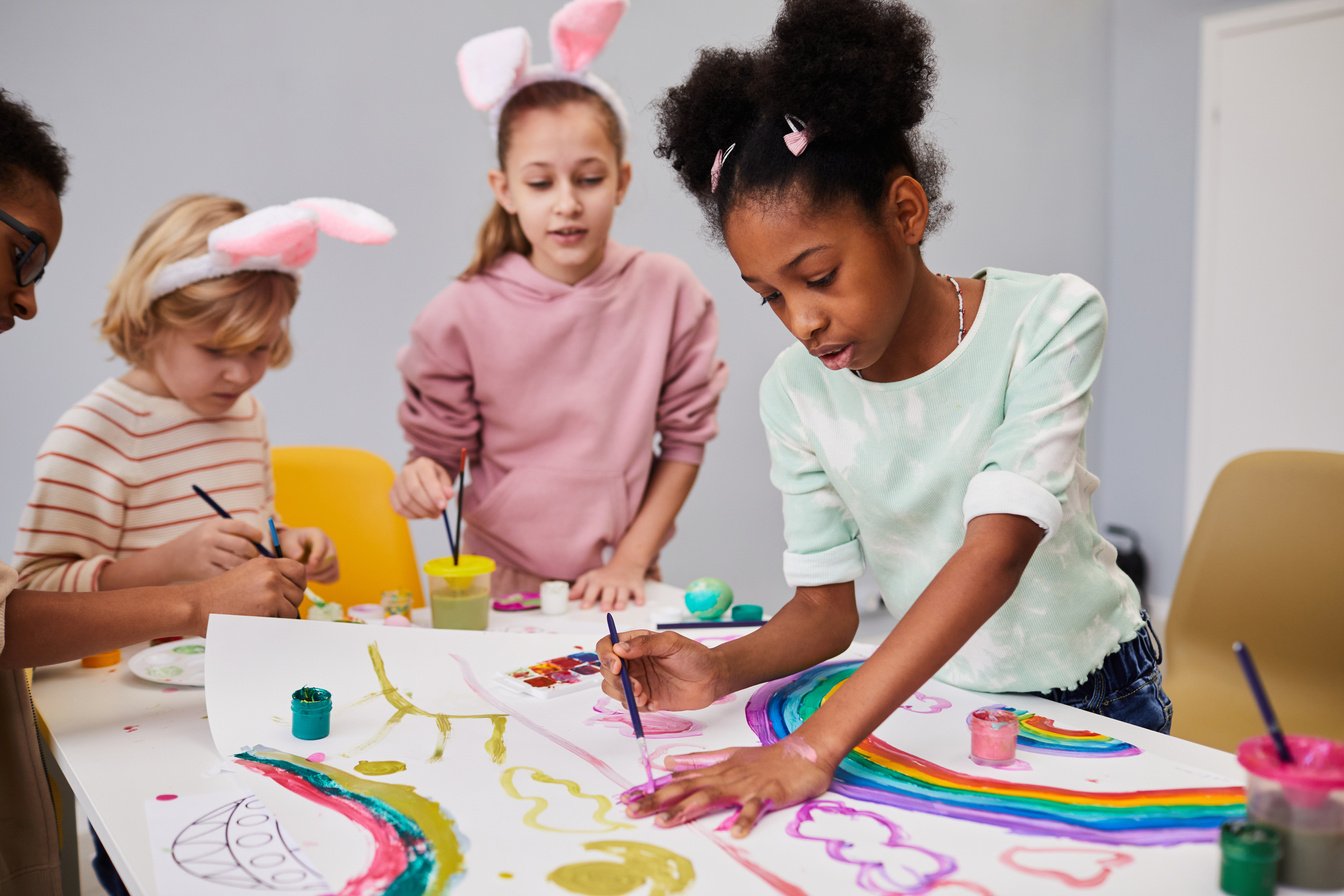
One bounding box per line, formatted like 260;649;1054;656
348;642;508;763
547;841;695;896
500;766;633;833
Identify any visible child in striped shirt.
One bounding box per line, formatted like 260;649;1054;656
13;193;391;592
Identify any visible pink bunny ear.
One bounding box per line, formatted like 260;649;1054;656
458;26;532;111
550;0;628;73
210;206;318;267
291;198;396;245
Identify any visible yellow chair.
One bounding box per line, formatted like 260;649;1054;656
271;446;424;614
1165;450;1344;751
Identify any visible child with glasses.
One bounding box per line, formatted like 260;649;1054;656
1;87;309;896
11;193;392;594
392;0;728;610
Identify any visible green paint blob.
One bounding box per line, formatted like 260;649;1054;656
172;644;206;654
547;841;695;896
355;760;408;776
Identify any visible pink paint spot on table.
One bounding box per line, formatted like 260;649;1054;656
306;752;326;762
587;697;704;739
123;725;138;733
1001;845;1134;888
155;793;178;801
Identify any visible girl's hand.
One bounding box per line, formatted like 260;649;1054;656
596;629;724;711
571;558;647;609
390;457;455;519
186;557;307;634
623;736;835;837
163;518;266;581
279;527;339;583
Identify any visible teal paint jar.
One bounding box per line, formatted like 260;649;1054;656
291;687;332;740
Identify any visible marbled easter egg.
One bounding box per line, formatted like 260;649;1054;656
684;577;734;620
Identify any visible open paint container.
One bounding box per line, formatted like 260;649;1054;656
425;555;495;631
1238;734;1344;889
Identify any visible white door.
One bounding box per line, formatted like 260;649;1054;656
1187;0;1344;532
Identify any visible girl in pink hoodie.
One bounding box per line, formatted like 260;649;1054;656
392;0;727;610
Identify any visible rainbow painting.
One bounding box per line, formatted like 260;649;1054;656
979;705;1142;758
745;662;1245;846
235;747;467;895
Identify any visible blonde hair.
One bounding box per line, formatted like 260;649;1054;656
100;194;300;366
461;80;625;280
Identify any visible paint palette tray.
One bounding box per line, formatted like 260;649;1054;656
495;651;604;699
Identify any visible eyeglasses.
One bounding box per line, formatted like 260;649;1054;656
0;207;49;287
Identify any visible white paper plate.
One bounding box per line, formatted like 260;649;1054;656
128;637;207;687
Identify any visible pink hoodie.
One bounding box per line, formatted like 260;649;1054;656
397;242;728;580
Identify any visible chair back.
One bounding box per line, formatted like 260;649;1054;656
1166;450;1344;750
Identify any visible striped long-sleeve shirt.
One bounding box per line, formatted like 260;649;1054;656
12;378;276;591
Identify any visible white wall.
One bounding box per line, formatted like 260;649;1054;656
1;2;1109;609
1096;0;1276;600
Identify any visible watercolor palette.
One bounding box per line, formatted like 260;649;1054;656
129;637;208;687
495;650;603;699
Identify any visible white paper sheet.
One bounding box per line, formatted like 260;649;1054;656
204;615;1245;895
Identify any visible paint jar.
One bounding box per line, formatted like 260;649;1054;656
968;707;1020;766
305;600;344;622
1219;820;1281;896
380;589;413;620
1238;734;1344;889
425;555;495;630
81;649;120;668
540;580;570;615
291;687;332;740
731;604;764;622
347;603;384;625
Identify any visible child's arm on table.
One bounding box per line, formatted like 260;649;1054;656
0;558;307;669
615;512;1043;837
571;459;699;611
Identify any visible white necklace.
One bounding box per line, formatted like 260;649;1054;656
854;274;964;379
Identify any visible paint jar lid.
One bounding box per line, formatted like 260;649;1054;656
424;554;496;579
82;649;121;668
731;604;763;622
1238;735;1344;793
1219;821;1281;896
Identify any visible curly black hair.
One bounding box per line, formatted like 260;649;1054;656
0;88;71;198
656;0;948;242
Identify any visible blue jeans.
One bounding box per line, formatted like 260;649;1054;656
1035;612;1174;734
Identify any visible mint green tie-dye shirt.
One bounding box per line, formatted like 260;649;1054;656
759;268;1142;693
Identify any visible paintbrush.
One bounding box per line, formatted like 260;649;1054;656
453;447;468;566
1233;641;1294;764
191;484;275;558
264;518;330;609
607;612;656;794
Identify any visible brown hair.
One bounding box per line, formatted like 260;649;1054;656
100;194;299;366
460;80;624;279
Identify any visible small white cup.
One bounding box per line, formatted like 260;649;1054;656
540;580;570;615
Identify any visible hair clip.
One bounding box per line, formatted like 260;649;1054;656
710;143;736;194
147;198;395;300
784;114;811;156
457;0;630;144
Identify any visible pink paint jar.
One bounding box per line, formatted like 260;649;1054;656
968;707;1020;766
1237;734;1344;890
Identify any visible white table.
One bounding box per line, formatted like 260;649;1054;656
32;583;683;896
33;585;1332;896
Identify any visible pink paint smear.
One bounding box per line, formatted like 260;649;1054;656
1000;846;1134;888
587;697;704;739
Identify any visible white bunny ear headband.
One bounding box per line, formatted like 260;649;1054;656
457;0;630;144
147;198;396;301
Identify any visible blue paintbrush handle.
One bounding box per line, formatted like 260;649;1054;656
1234;641;1294;764
192;484;274;558
607;613;646;740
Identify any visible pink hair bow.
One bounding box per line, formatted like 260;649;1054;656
784;114;811;156
457;0;630;141
710;143;736;194
148;198;396;300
